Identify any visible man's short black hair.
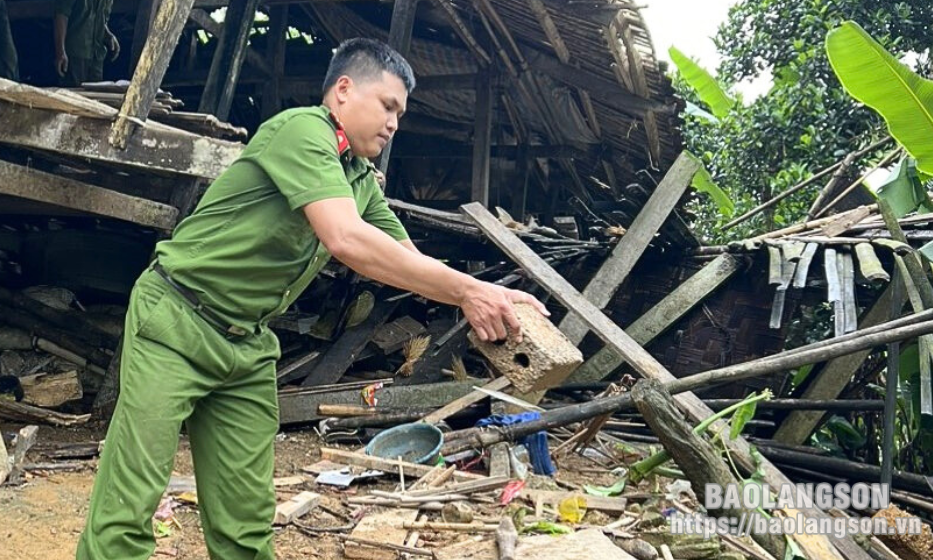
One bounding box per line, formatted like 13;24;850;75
323;38;416;94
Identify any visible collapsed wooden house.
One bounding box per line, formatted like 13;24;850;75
3;2;933;559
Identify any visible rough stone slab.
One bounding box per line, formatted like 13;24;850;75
468;303;582;393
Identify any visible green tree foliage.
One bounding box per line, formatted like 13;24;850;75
676;0;933;242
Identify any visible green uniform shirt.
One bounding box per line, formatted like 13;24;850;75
155;106;409;333
55;0;111;60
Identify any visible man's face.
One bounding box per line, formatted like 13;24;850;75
333;71;408;158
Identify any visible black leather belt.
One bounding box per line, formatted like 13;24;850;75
151;263;249;340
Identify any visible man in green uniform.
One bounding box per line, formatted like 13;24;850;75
76;38;546;560
54;0;118;86
0;0;18;81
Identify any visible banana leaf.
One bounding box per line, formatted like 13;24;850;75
691;163;735;218
669;46;736;119
876;157;933;218
826;21;933;175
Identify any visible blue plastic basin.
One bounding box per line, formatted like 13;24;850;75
365;422;445;465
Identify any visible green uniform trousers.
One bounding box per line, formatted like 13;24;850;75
61;54;103;87
76;268;281;560
0;0;18;81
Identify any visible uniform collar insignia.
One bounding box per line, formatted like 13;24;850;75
327;110;351;156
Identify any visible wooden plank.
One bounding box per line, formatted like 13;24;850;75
273;491;320;525
0;160;178;230
522;48;668;117
566;254;740;384
774;285;900;445
402;475;509;497
420;376;511;425
19;370;82;407
461;202;861;560
110;0;199;148
278;380;478;425
320;448;484;482
198;0;264;120
559;152;699;345
371;316;426;354
0;78;114;117
345;509;414;560
0;101;242;179
299;300;399;387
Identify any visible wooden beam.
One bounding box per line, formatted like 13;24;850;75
198;0;264;120
299;300;399;387
470;68;493;206
559;152;699;345
609;13;661;162
110;0;198;149
0;160;177;229
278;380;478;425
566;254;743;385
0;102;242;179
375;0;419;173
420;376;511;425
188;8;272;79
460;202;864;560
522;48;670;118
424;0;491;66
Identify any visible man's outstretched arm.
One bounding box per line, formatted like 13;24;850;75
304;197;547;342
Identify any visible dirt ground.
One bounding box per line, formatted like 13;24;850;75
1;423;366;560
1;422;621;560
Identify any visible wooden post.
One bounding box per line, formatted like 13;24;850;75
198;0;263;120
558;153;699;345
130;0;161;72
470;67;493;206
461;201;869;560
260;5;288;120
110;0;197;149
375;0;419;174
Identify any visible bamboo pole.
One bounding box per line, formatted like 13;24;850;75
441;315;933;454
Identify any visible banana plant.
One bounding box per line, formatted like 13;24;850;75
669;46;737;119
826;21;933;175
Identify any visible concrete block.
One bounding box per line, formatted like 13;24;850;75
468;303;583;393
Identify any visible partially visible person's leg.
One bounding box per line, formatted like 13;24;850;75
0;0;19;81
62;55;88;87
186;329;280;560
77;271;233;560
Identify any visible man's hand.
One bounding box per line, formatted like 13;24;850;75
459;282;549;343
107;30;120;61
56;52;68;77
